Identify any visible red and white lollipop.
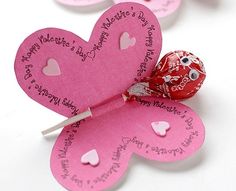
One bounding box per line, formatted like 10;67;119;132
125;50;206;100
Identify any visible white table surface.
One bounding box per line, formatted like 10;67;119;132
1;0;236;190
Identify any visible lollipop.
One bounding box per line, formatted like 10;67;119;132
42;50;206;135
125;50;206;100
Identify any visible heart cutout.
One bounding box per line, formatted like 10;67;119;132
151;121;170;136
81;149;100;166
120;32;136;50
42;58;61;76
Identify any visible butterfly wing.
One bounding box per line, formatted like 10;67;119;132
51;97;204;191
14;3;162;118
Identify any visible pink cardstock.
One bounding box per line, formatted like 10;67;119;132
57;0;181;18
113;0;182;18
51;97;204;191
15;2;162;118
56;0;106;6
14;2;205;191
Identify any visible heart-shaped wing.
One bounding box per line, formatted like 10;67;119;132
51;97;205;191
14;2;162;117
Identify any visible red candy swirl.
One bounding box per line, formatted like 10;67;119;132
125;50;206;100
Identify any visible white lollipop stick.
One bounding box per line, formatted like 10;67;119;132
42;95;128;136
41;109;92;136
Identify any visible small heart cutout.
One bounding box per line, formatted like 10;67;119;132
120;32;136;50
43;58;61;76
81;149;100;167
151;121;170;137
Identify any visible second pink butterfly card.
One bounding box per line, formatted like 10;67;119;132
113;0;182;18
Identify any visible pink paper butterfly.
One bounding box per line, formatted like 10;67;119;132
56;0;182;18
15;3;204;191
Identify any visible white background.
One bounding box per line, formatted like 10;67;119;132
0;0;236;190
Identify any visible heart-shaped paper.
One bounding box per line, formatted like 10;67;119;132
81;149;100;166
120;32;136;50
51;97;204;191
151;121;170;136
43;58;61;76
15;2;162;118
